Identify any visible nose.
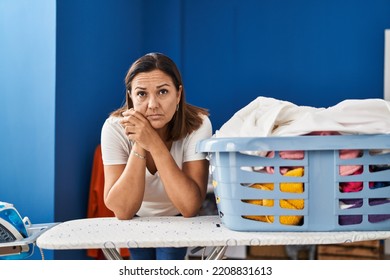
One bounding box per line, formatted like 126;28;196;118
148;95;159;110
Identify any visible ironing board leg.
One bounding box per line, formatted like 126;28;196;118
102;246;227;260
102;248;123;260
205;246;227;260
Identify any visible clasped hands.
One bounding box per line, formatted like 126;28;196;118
120;108;157;152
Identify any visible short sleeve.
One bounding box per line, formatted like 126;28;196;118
183;115;213;162
100;117;131;165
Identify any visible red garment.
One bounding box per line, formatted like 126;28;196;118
339;168;364;193
87;145;130;259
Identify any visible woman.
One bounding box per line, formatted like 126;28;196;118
101;53;212;260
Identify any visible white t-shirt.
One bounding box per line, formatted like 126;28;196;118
100;114;212;217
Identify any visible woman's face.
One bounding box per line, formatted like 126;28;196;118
130;69;182;130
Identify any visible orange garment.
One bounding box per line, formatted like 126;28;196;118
87;144;130;259
242;167;305;225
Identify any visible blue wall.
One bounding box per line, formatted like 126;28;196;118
1;0;390;260
54;0;143;259
181;0;390;130
140;0;183;66
0;0;56;260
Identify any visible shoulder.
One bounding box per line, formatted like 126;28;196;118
101;116;127;143
196;114;212;134
104;115;122;126
101;116;130;165
186;114;212;141
175;114;212;161
200;114;211;125
102;116;123;133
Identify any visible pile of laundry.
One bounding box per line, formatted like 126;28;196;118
215;97;390;226
216;96;390;137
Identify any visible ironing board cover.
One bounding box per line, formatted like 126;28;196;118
36;216;390;250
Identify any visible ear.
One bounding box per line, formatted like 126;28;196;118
177;85;182;104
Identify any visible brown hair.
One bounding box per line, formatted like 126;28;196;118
111;53;209;141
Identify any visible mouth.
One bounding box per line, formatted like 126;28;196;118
147;114;164;120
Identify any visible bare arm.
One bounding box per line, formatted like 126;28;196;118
148;139;209;217
103;142;147;220
120;109;209;218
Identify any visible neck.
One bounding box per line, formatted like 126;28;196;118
156;126;169;141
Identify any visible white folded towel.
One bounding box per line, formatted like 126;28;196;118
215;97;390;137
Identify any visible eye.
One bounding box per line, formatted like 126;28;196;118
159;89;168;95
136;91;147;98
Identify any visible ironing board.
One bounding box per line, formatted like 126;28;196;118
36;215;390;260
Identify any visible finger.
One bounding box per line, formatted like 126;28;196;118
120;114;139;127
120;116;133;125
123;109;147;122
122;108;136;117
125;126;136;136
126;133;135;143
120;119;131;129
122;111;131;117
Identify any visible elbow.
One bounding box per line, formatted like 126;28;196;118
111;206;137;220
180;207;201;218
111;207;137;220
104;198;137;220
179;196;206;218
182;213;197;218
115;212;135;220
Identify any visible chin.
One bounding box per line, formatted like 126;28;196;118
150;122;168;130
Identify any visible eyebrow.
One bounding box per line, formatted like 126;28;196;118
156;83;170;88
134;83;171;91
